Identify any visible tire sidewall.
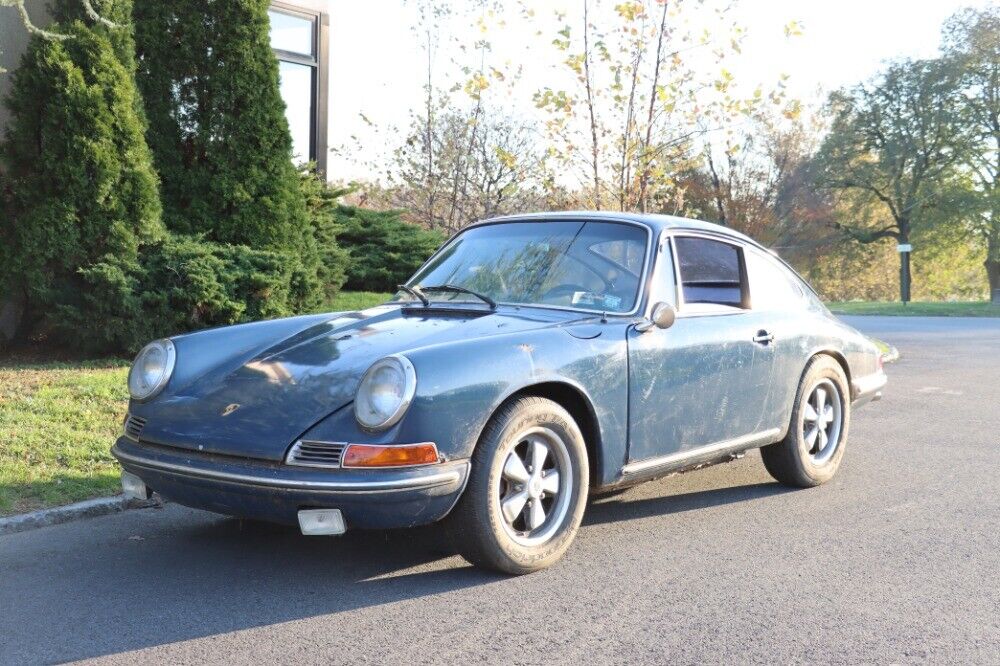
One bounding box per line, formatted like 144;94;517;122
477;398;589;571
793;359;850;484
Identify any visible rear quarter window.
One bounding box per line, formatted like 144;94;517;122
674;236;745;309
746;249;807;311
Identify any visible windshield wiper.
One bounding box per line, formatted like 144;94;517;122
419;284;497;309
396;284;429;307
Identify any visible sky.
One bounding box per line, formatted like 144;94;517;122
324;0;996;181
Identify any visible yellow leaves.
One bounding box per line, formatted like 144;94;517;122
784;20;804;38
534;88;574;113
554;24;572;51
614;2;646;22
463;72;490;100
714;68;734;93
782;99;803;121
565;53;586;75
495;146;518;170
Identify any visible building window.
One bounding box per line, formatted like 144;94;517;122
269;3;328;174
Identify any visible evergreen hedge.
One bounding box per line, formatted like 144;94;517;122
336;206;444;292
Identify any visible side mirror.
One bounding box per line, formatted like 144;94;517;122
636;302;677;332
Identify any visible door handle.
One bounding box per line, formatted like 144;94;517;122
753;330;774;345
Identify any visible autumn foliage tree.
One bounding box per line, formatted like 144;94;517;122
814;59;971;301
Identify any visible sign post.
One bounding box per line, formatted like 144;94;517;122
897;243;912;304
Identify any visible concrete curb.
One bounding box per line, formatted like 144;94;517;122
0;495;163;536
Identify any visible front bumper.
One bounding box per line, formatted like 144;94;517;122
112;437;470;530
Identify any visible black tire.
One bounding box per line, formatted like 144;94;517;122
761;355;851;488
446;396;589;575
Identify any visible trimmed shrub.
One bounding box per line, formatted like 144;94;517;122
135;235;310;342
298;167;351;303
335;206;445;292
0;23;164;353
133;0;310;250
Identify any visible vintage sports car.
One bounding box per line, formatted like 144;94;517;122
114;213;886;574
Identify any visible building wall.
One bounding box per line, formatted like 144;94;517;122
0;0;51;133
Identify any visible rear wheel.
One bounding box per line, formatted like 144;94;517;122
761;355;850;487
447;396;588;574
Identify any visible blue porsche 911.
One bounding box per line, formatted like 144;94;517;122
114;212;886;574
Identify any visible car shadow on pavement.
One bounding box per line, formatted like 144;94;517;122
2;480;791;663
583;481;794;526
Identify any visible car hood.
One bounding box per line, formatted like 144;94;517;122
133;304;598;460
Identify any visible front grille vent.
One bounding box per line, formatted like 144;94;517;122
124;414;146;442
286;440;347;468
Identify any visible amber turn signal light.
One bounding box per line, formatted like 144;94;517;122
342;443;439;468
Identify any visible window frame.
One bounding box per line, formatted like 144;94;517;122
269;1;329;174
661;230;751;317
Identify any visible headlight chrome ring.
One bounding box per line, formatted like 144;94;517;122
354;355;417;431
127;339;176;401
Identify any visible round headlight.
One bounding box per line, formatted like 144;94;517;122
354;355;416;431
127;339;176;401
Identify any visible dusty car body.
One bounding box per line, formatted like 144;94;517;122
113;212;886;573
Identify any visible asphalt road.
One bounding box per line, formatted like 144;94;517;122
2;316;999;665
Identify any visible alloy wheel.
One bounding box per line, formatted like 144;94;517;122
802;378;843;465
496;426;573;547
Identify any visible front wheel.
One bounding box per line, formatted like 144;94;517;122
446;396;589;574
761;355;851;487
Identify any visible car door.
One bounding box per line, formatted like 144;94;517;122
625;233;777;465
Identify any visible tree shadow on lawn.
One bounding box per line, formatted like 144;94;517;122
0;479;790;662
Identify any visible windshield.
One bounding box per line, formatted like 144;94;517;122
399;221;649;313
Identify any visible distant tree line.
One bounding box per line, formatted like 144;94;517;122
347;1;997;303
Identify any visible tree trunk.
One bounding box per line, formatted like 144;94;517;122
985;214;1000;303
987;254;1000;305
0;287;26;349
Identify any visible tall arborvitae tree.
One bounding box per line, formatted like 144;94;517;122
50;0;135;71
0;22;164;351
133;0;310;249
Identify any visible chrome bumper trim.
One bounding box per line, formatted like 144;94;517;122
112;443;467;493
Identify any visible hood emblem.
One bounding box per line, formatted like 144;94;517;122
221;403;241;417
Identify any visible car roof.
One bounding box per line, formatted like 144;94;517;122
477;211;764;250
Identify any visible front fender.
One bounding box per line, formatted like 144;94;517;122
300;323;632;484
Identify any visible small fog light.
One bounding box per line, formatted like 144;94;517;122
298;509;346;536
121;471;151;500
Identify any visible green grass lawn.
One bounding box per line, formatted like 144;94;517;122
828;301;1000;317
320;290;393;312
0;360;129;516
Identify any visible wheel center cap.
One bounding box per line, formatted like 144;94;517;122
529;478;543;498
